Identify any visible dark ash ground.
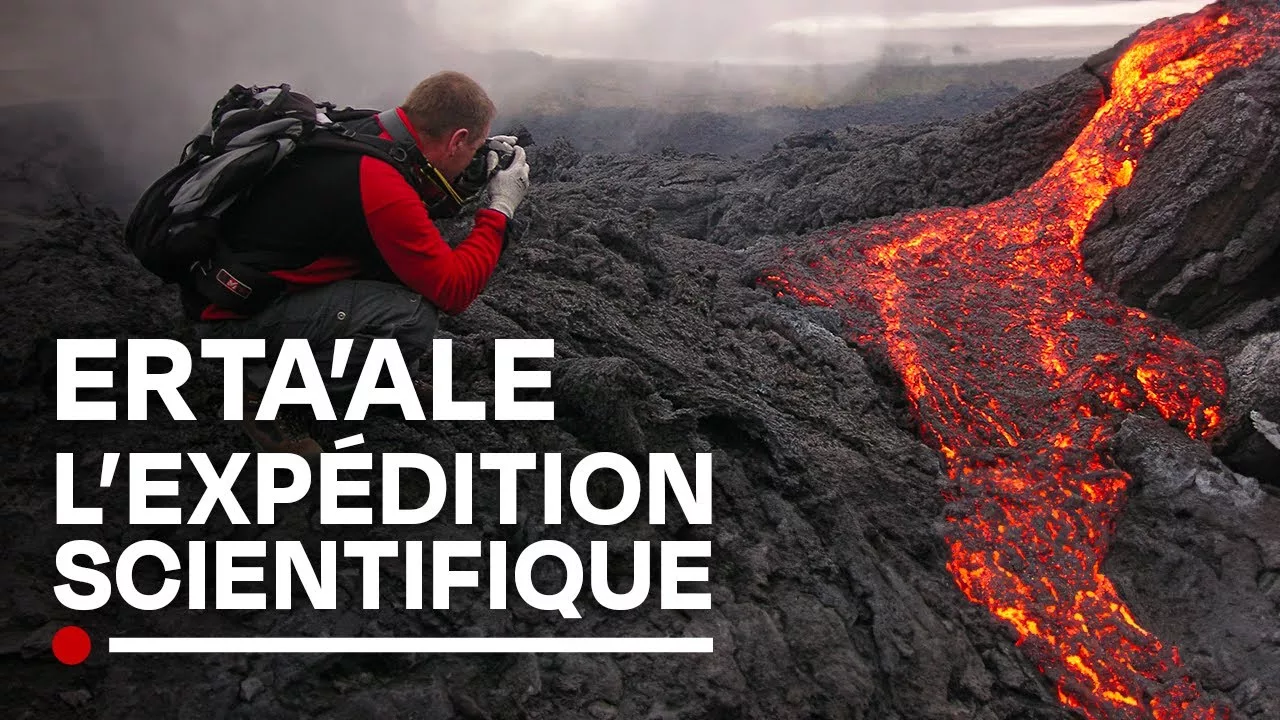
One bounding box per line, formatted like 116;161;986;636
2;46;1279;720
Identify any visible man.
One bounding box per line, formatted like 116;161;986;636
193;71;530;455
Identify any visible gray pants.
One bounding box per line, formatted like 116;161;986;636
197;280;439;407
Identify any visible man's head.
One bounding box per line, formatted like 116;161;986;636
402;71;495;181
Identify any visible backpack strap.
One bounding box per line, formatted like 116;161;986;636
376;109;416;149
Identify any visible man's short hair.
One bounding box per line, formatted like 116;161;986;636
402;71;496;140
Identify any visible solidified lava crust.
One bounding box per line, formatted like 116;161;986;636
764;3;1280;718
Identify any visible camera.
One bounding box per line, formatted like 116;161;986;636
484;137;518;172
454;137;519;202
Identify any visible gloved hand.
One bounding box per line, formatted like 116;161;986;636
481;135;519;176
485;135;518;169
486;144;529;219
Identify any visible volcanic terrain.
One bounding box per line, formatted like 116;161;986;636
2;2;1279;719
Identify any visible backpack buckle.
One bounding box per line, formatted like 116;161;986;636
389;146;408;162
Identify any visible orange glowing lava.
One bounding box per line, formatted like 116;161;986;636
762;2;1279;718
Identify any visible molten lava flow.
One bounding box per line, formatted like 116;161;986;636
762;2;1280;718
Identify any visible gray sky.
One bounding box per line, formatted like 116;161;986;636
417;0;1210;63
6;0;1213;74
3;0;1214;195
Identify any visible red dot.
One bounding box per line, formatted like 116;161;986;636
52;626;91;665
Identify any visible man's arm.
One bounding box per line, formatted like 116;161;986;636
359;156;507;315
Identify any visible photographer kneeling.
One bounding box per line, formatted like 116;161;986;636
186;71;530;456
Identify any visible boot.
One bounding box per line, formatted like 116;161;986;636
240;393;323;460
412;376;433;408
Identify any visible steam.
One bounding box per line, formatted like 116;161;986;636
772;1;1209;33
5;0;455;197
4;0;1196;205
5;0;877;199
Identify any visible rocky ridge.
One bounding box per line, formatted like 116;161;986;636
1;28;1279;720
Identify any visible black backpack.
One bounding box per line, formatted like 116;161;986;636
123;84;444;313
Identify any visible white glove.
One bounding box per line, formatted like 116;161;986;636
484;135;519;174
487;144;529;219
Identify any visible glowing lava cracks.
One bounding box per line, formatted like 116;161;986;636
762;2;1280;718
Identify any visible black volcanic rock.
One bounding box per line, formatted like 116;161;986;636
1222;332;1280;485
0;105;1070;720
3;36;1280;720
703;67;1106;245
1107;414;1279;717
503;84;1026;160
1083;54;1280;336
1080;53;1280;487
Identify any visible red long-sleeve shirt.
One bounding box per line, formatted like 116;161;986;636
360;158;507;314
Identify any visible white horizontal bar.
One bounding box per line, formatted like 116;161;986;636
109;637;713;654
332;433;364;449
